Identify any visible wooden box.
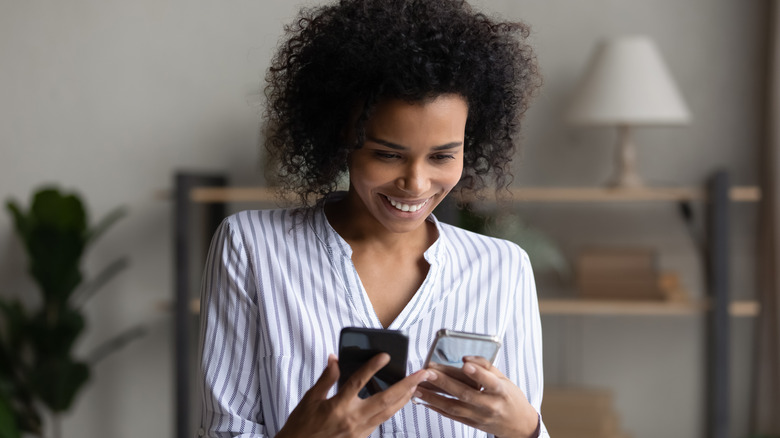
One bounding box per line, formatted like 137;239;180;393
576;247;663;300
542;387;631;438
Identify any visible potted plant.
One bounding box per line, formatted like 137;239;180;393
0;187;144;438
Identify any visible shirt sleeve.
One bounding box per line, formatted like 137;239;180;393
197;217;268;438
496;249;550;438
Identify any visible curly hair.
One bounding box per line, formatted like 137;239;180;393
264;0;540;206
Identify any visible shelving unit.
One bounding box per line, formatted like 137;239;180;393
172;170;760;438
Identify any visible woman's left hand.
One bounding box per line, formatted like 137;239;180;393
415;356;539;438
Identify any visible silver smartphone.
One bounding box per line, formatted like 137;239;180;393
414;329;501;403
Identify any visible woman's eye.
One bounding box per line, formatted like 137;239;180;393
374;151;400;160
431;154;455;161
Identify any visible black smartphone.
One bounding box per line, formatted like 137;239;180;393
414;329;501;403
337;327;409;399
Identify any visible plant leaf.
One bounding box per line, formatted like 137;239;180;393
27;228;83;303
71;257;129;307
84;206;127;247
0;300;29;355
11;188;91;303
28;358;89;413
0;392;21;438
29;307;85;361
87;324;147;364
30;189;87;234
4;200;29;242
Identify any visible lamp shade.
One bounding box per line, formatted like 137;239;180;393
566;36;691;126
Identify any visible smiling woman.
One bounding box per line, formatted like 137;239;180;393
197;1;546;437
331;95;467;238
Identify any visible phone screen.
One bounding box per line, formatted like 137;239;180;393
338;327;409;399
428;333;501;369
416;329;501;402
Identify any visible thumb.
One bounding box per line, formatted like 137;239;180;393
306;354;340;400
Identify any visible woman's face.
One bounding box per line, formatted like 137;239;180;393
345;94;467;235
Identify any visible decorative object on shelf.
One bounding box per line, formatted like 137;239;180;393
0;187;145;438
566;36;691;188
657;271;691;303
576;247;666;300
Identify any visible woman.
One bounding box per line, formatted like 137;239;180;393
197;0;546;437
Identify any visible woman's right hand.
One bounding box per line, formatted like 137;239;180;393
276;353;430;438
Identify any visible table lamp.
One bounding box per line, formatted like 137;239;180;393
566;36;691;187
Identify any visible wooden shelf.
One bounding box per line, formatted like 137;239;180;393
183;185;761;204
539;299;759;317
498;186;760;203
189;186;278;203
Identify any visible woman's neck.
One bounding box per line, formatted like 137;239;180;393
323;193;437;255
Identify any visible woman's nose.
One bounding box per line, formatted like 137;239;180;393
396;162;430;195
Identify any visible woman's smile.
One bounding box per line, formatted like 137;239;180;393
384;195;429;213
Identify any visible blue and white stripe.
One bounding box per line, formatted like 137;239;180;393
197;204;548;437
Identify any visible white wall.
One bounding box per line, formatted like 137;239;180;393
0;1;764;437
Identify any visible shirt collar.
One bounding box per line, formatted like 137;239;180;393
307;192;448;265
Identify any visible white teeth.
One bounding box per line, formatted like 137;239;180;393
388;197;427;212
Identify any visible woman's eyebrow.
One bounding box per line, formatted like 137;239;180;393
366;136;463;151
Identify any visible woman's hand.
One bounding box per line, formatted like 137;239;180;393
415;356;540;438
277;353;430;438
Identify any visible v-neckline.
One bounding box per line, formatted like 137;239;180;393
311;200;447;329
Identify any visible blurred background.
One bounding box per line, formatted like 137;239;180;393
0;0;771;437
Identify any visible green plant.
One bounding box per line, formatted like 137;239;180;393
0;187;144;438
458;207;571;280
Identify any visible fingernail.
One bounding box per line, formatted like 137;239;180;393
414;391;422;398
463;363;476;374
426;371;437;381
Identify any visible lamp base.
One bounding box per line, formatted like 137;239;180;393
607;125;644;188
607;170;644;188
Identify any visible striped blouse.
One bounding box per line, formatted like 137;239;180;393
197;203;549;437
